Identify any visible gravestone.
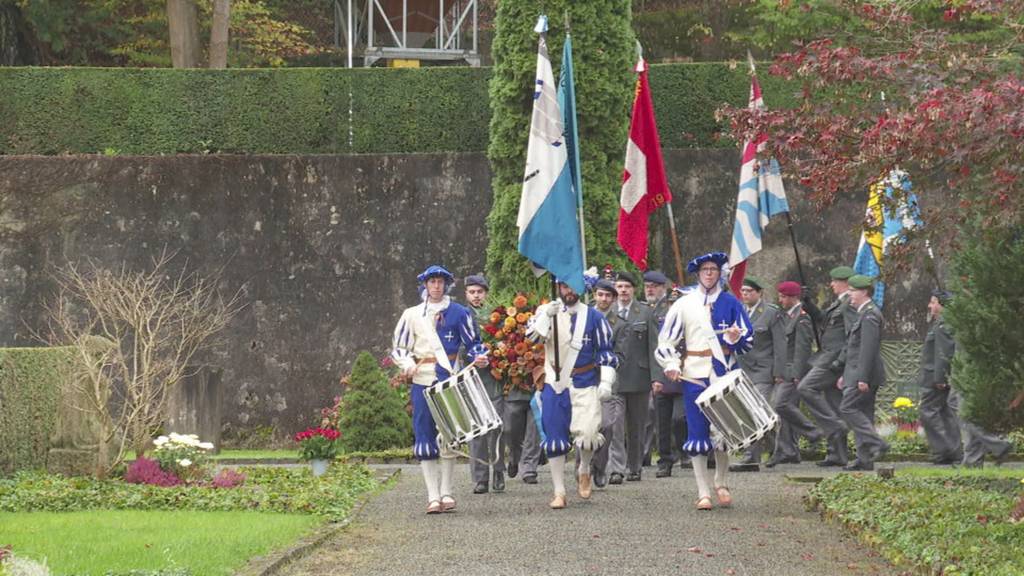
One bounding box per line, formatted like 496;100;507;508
166;366;224;453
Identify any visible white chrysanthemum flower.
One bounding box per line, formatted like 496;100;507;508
178;459;192;467
153;436;168;446
198;442;214;450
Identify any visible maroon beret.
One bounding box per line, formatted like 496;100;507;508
776;281;802;297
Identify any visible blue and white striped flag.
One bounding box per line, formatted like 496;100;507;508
727;74;789;294
516;15;585;294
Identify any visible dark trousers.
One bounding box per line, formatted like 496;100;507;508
655;392;686;466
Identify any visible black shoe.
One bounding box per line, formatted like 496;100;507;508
507;462;518;478
995;445;1013;466
728;462;761;472
765;455;800;468
626;471;642;481
522;473;538;484
608;472;624;485
843;460;874;471
873;442;891;462
492;471;505;493
656;465;672;478
816;459;846;467
473;481;489;494
738;455;759;466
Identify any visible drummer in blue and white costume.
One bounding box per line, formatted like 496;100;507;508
392;265;488;515
656;252;753;511
527;279;618;510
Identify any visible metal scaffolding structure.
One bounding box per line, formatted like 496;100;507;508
334;0;480;67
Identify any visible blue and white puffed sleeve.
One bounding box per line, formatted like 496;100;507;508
724;298;754;355
457;306;488;363
593;313;619;369
655;302;685;373
391;309;417;372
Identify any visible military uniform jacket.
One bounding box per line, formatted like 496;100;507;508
648;296;672;385
469;303;504;398
737;300;786;385
842;300;886;388
608;299;655;394
810;293;857;371
919;318;955;389
783;303;815;382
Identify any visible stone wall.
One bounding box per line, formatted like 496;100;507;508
0;151;941;437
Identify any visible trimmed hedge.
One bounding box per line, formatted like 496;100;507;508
0;347;75;475
0;64;795;155
809;472;1024;575
0;464;378;521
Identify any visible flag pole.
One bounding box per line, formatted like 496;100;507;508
747;50;820;347
564;11;587;273
665;203;685;286
549;275;561;375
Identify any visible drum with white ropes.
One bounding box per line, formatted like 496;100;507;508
695;369;779;451
424;365;503;450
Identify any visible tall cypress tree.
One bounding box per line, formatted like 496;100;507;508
945;224;1024;433
486;0;635;296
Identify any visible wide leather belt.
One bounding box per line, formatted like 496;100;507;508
571;363;596;376
418;352;459;365
686;349;712;357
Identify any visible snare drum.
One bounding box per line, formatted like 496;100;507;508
695;369;778;451
424;365;503;450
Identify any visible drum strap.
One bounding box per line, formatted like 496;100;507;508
419;306;455;374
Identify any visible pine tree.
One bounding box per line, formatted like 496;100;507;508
486;0;635;296
945;224;1024;433
337;352;412;452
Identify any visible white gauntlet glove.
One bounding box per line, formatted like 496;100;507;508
598;366;616;401
544;301;560;317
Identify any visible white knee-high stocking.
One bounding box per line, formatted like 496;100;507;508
439;455;456;497
549;454;567;497
714;450;729;488
421;460;441;503
577;448;593;476
691;454;712;500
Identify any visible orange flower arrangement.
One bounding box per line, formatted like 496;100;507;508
481;292;546;393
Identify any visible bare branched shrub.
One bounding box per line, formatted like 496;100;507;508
45;251;243;476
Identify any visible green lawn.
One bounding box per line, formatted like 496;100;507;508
0;510;322;575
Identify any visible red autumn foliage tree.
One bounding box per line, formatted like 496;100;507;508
719;0;1024;250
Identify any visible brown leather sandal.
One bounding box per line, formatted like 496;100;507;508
715;486;733;508
426;500;442;514
695;496;713;511
440;495;457;512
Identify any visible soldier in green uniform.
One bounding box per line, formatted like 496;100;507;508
838;275;889;471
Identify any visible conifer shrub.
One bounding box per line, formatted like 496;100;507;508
945;224;1024;433
336;352;412;453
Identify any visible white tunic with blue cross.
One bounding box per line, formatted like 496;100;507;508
655;286;753;455
391;296;486;460
525;300;618;457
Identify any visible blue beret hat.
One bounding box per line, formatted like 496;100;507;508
686;252;729;274
463;274;489;290
642;270;670;285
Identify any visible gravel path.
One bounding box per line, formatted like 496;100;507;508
278;461;900;576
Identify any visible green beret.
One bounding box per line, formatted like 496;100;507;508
848;274;874;290
742;276;763;291
829;266;856;280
